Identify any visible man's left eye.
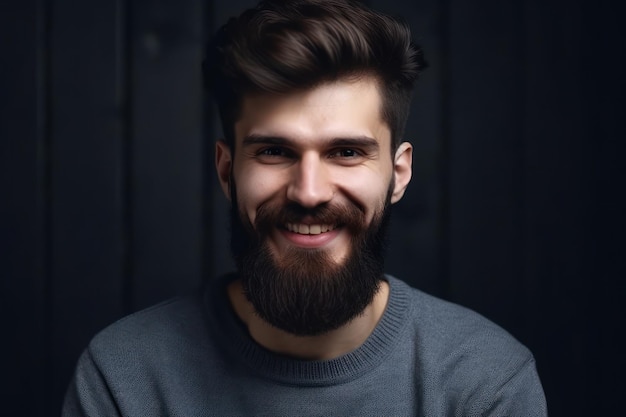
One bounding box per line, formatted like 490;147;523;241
330;149;359;158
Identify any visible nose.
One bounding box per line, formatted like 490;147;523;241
286;153;334;208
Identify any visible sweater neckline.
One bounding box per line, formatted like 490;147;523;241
206;274;410;386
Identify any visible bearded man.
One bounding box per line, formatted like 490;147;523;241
63;1;547;415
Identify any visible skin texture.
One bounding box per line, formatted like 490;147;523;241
215;76;413;359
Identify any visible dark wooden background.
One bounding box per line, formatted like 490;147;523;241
1;0;623;416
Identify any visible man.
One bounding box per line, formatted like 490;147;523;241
64;0;547;415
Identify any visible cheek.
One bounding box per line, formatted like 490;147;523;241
234;168;285;224
336;168;391;222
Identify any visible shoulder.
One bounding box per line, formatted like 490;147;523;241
64;290;223;415
86;291;207;366
389;275;530;358
387;276;545;413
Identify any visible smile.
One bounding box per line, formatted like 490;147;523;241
285;223;336;235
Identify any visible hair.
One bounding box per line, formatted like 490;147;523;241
203;0;427;151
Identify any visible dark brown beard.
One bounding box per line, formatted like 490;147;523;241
229;183;392;336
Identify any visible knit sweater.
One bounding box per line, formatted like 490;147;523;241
63;275;547;416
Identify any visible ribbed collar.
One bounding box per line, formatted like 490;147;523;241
205;274;411;386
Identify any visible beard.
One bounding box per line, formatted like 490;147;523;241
229;180;393;337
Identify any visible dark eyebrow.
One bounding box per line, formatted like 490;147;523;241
242;135;290;146
327;136;379;150
242;134;379;150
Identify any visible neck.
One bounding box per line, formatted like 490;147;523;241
227;279;389;360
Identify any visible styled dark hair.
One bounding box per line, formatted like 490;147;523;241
204;0;427;150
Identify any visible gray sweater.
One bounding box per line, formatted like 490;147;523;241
63;275;547;416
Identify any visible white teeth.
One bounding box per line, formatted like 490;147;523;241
286;223;335;235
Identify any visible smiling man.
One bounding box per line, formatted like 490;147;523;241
219;78;407;352
63;1;547;415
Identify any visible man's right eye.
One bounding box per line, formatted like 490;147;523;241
259;147;285;156
254;147;295;163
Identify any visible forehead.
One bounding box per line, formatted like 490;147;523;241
234;77;390;148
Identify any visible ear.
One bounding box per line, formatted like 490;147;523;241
390;141;413;204
215;140;233;201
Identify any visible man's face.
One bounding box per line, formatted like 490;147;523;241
216;76;412;335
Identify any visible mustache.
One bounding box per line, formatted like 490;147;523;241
253;201;367;236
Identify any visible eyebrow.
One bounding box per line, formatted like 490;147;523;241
242;134;380;150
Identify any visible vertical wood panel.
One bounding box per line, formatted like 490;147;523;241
0;2;47;416
523;1;586;414
130;0;204;310
48;0;126;412
448;0;526;334
579;0;626;412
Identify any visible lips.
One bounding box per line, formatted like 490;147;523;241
285;223;336;235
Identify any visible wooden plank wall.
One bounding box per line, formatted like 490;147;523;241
1;0;623;416
1;2;48;416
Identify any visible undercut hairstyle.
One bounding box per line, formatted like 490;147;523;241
203;0;427;151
